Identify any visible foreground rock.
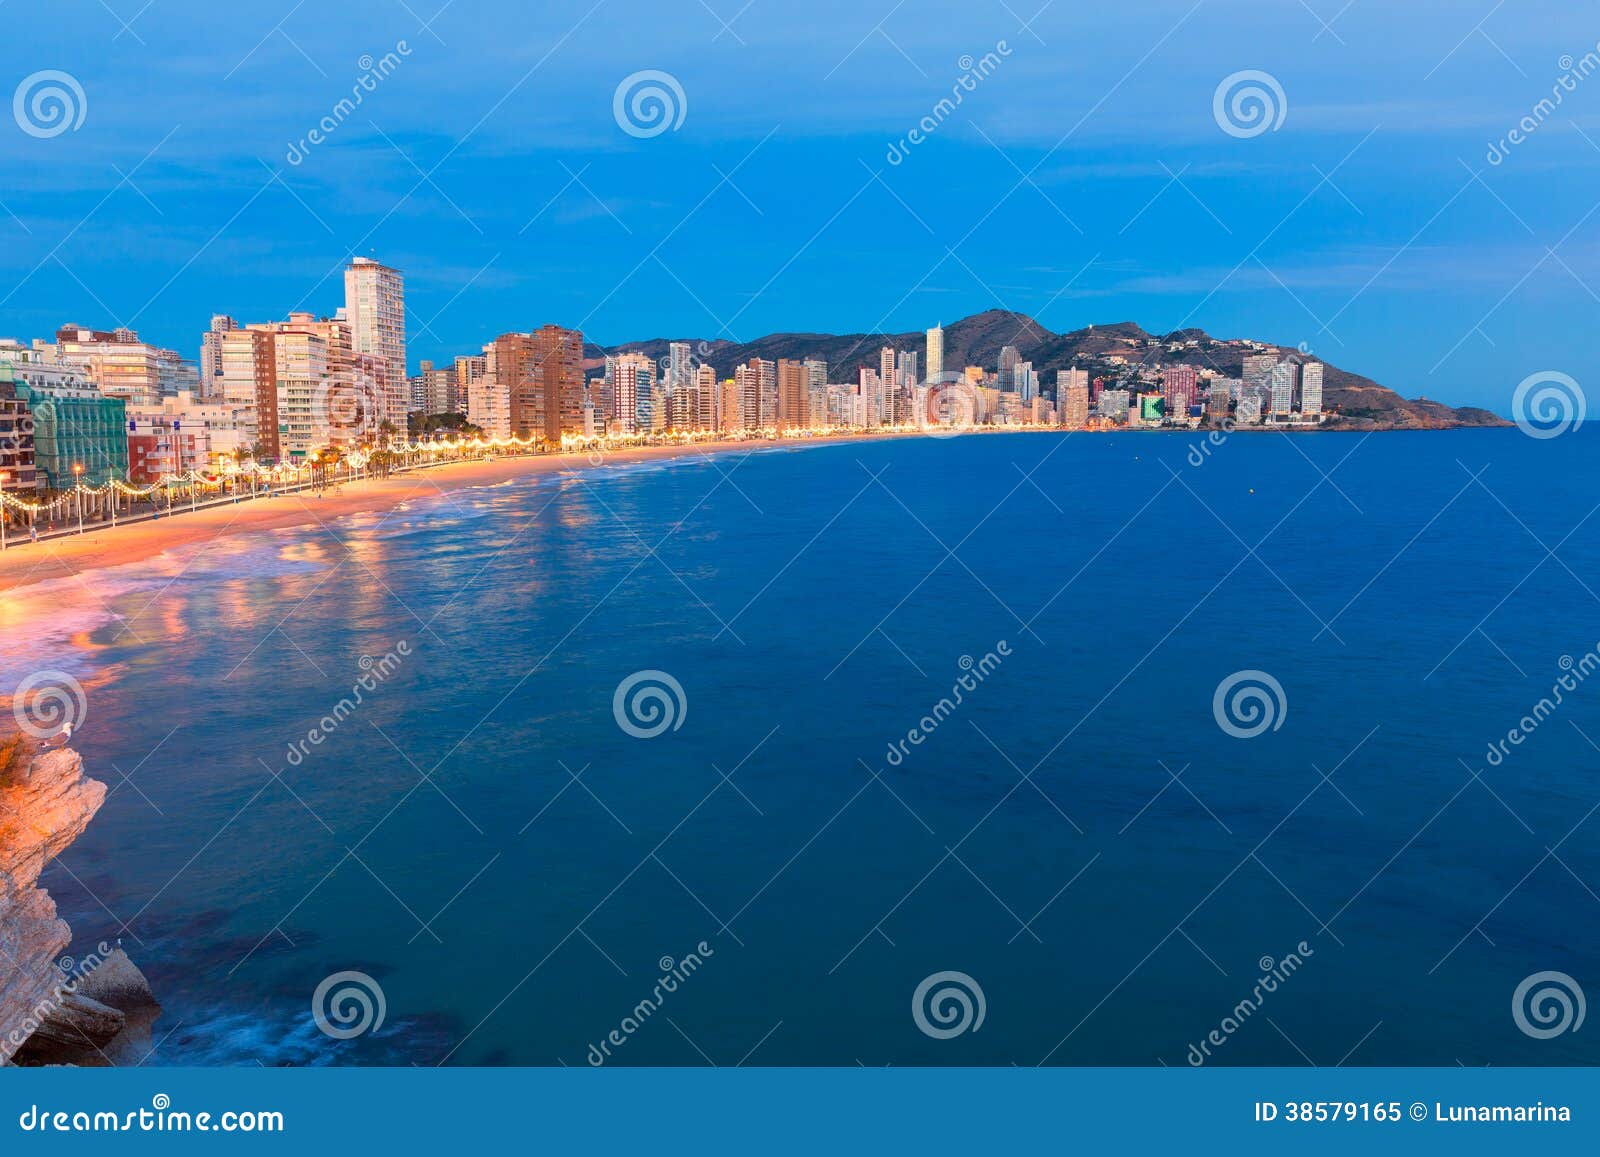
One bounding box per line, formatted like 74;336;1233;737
1;739;161;1065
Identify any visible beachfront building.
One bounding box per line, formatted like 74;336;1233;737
0;380;37;494
199;315;236;399
344;257;408;423
485;326;585;443
453;355;486;416
777;359;807;431
735;358;775;429
1242;354;1277;397
695;364;717;431
1162;364;1197;416
51;325;196;405
1059;377;1089;428
412;360;457;415
1237;389;1264;425
1301;363;1324;417
125;391;251;480
469;341;512;437
9;378;128;488
529;325;585;442
1269;362;1298;419
217;328;280;460
926;324;943;381
1098;387;1131;425
608;352;655;433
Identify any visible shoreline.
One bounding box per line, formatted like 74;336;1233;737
0;434;898;595
0;422;1512;596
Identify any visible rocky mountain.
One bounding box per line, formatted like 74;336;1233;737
592;309;1506;430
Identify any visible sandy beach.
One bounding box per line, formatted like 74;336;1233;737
0;437;848;595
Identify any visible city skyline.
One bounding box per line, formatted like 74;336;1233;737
6;2;1599;415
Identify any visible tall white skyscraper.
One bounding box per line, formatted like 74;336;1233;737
926;324;943;381
1268;362;1298;417
1300;362;1324;415
344;256;407;424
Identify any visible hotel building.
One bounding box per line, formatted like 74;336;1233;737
344;257;408;422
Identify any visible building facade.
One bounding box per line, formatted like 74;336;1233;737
343;257;408;422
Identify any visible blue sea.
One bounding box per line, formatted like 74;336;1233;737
7;427;1600;1066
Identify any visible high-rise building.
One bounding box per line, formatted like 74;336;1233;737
200;315;236;399
53;326;193;406
695;363;716;431
1098;387;1131;424
1057;368;1088;397
735;358;776;428
1206;381;1235;423
529;325;585;441
718;377;741;432
925;324;943;382
343;257;407;422
1162;364;1198;416
668;342;693;395
217;328;280;459
1060;379;1089;428
998;345;1020;391
1269;361;1298;417
1016;360;1037;402
1242;354;1277;396
610;352;656;433
487;333;535;438
777;359;807;430
1237;390;1264;424
1300;362;1324;415
471;338;513;437
453;355;486;416
490;328;583;442
413;360;457;415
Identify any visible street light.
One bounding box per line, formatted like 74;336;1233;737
0;470;9;552
72;463;84;535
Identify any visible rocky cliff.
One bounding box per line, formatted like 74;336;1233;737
0;741;112;1064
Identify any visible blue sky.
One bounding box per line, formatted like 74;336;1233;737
4;0;1600;410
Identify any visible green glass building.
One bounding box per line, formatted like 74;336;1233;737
0;368;129;489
